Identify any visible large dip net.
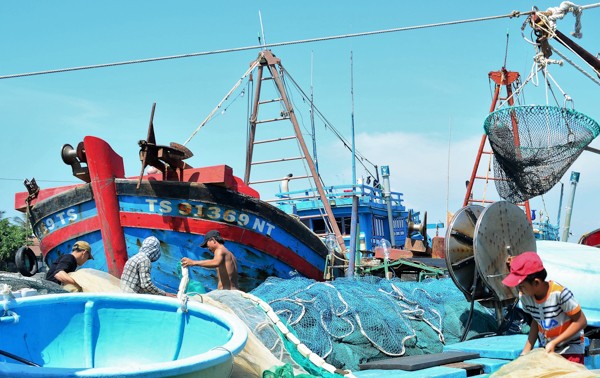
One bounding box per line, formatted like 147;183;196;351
484;105;600;202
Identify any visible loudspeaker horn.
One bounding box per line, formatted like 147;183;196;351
61;144;78;165
408;211;428;239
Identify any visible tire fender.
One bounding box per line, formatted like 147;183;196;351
15;246;38;277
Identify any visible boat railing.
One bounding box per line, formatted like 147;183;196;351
267;184;405;212
532;219;561;241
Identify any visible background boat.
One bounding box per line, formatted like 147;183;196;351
579;228;600;248
14;132;328;293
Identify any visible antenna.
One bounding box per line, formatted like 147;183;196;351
350;51;356;187
258;11;267;49
503;29;509;68
310;51;319;174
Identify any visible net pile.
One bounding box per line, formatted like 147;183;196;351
0;272;66;294
239;276;499;372
206;290;314;377
484;105;600;202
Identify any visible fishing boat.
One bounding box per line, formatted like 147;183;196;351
0;292;247;377
579;228;600;247
273;180;445;281
13;129;328;292
274;178;429;253
14;49;435;289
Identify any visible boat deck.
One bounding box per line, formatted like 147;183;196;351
353;334;600;377
360;257;447;281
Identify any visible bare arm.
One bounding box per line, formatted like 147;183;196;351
54;271;81;287
522;318;539;355
181;251;224;269
545;310;587;353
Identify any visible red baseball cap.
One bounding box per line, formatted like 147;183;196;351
502;251;544;287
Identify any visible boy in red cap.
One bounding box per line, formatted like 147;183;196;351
503;251;587;363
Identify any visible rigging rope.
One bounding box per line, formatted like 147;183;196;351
524;4;600;87
550;45;600;86
183;59;260;145
0;10;532;80
283;68;379;177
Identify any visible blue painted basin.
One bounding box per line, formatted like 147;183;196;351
0;293;247;377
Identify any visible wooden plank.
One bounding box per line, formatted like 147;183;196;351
359;351;480;371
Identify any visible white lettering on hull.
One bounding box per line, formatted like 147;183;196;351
144;199;275;236
34;197;277;239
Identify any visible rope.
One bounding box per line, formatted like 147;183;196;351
284;68;379;177
545;1;584;37
183;59;260;146
550;45;600;86
209;346;235;378
0;10;531;80
526;4;600;87
177;266;190;312
239;291;355;377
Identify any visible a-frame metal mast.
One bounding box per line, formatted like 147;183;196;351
463;67;532;222
244;50;347;253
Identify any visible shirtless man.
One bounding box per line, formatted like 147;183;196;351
181;230;239;290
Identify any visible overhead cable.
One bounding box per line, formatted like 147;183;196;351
0;10;531;80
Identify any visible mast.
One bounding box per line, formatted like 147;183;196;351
463;67;532;222
310;51;319;174
245;50;347;253
350;51;356;188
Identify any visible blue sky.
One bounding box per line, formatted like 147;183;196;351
1;1;599;242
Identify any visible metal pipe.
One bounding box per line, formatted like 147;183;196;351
310;52;319;174
381;166;395;247
561;171;580;242
556;182;564;236
350;51;356;189
347;195;359;278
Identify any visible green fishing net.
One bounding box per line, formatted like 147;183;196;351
242;276;498;372
262;363;320;378
484;105;600;202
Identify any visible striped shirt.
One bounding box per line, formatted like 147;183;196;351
520;280;584;355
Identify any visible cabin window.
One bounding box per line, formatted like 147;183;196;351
310;217;351;235
311;218;327;234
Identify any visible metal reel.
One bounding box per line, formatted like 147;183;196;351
445;205;486;302
473;201;537;306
